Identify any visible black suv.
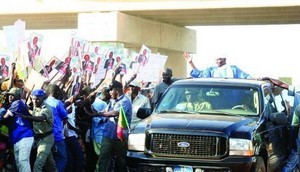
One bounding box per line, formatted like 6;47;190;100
127;78;290;172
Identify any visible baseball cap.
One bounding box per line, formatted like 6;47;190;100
129;81;139;88
185;90;191;95
109;81;123;90
31;89;46;97
7;87;22;96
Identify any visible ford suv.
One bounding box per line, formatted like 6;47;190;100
127;78;290;172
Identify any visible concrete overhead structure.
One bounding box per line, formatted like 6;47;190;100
77;12;196;77
1;0;300;77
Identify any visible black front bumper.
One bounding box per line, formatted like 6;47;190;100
127;151;256;172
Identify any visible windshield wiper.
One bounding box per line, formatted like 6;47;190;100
158;110;194;114
205;110;245;117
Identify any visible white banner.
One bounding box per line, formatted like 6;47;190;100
132;53;167;83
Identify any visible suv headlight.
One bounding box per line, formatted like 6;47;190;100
128;133;145;151
229;138;254;156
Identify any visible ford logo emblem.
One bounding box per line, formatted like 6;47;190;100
177;142;190;148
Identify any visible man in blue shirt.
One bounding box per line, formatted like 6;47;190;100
97;81;132;172
2;87;34;172
183;52;252;79
44;84;68;172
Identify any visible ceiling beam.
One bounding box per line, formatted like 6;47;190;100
0;13;78;29
1;1;300;29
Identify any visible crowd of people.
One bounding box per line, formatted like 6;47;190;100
0;51;299;172
0;54;158;172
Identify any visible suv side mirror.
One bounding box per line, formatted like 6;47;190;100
137;107;152;119
269;112;288;125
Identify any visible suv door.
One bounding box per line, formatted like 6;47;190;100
263;87;288;171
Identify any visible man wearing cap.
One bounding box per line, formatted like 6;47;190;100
44;84;68;172
127;81;151;127
97;80;132;172
20;88;57;172
175;90;196;111
183;52;252;79
1;87;34;172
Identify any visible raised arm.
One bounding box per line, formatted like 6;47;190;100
183;51;197;69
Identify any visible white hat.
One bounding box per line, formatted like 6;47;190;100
129;81;140;88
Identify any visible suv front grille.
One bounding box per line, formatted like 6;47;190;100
148;133;227;159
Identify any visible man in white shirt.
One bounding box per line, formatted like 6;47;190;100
127;81;151;127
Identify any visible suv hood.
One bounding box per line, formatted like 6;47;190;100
138;113;258;136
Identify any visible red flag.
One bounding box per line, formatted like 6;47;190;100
117;106;130;141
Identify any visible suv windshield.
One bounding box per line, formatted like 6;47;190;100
156;85;260;116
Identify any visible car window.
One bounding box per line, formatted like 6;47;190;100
156;85;259;116
273;94;286;113
157;88;179;111
273;86;288;114
263;88;278;114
